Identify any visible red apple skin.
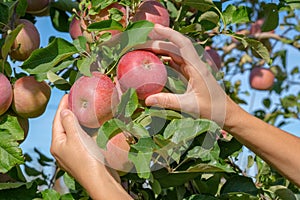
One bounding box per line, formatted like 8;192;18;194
249;67;275;90
12;76;51;118
26;0;50;15
132;0;169;39
9;19;40;61
117;50;167;100
101;132;133;173
69;17;84;40
68;72;117;128
0;73;13;116
204;46;222;71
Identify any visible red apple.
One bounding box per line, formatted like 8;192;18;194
249;67;275;90
9;19;40;61
12;76;51;118
26;0;50;16
100;132;133;173
0;73;13;116
132;0;169;39
204;46;222;71
68;72;117;128
117;50;167;100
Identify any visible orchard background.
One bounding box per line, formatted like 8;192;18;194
0;0;300;199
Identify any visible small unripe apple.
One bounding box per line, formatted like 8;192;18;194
26;0;50;16
101;132;133;173
0;73;13;116
204;46;222;71
68;72;117;128
132;0;169;39
117;50;167;100
12;76;51;118
9;19;40;61
249;67;275;90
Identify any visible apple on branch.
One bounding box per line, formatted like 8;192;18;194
0;73;13;116
132;0;170;39
249;67;275;90
117;50;167;100
12;76;51;118
9;19;40;61
68;71;118;128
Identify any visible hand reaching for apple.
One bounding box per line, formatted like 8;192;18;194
140;24;232;127
51;95;132;199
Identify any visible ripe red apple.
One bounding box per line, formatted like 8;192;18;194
9;19;40;61
0;73;13;116
100;132;133;173
204;46;222;71
132;0;170;39
26;0;50;16
117;50;167;100
12;76;51;118
249;67;275;90
68;72;117;128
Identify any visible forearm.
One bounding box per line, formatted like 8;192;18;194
224;97;300;187
77;165;133;200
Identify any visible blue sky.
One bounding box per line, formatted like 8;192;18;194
19;11;300;161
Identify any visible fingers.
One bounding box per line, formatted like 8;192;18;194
145;92;183;111
60;108;82;139
153;24;193;49
52;94;69;141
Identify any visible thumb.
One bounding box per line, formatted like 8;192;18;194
145;93;182;111
60;109;82;138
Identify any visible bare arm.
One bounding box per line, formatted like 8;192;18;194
144;24;300;187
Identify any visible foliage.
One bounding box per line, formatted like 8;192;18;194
0;0;300;199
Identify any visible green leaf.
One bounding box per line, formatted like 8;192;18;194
1;24;23;59
47;70;71;90
0;112;25;141
164;118;220;144
245;38;270;63
222;5;236;25
183;0;216;12
16;0;27;17
0;181;38;199
73;36;88;52
50;7;70;32
232;6;251;24
285;0;300;9
21;38;78;74
199;11;219;26
220;175;258;196
186;143;220;162
77;54;97;77
184;194;218;200
270;185;297;200
126;122;150;138
128;151;152;179
96;118;126;149
0;1;17;30
41;189;60;200
51;0;79;13
261;3;278;32
115;88;139;118
63;173;76;191
88;19;124;32
131;137;158;152
120;20;154;55
185;161;234;173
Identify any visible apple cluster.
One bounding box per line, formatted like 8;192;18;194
0;0;52;144
68;0;170;172
0;74;51;144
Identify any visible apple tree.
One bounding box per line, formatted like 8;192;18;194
0;0;299;199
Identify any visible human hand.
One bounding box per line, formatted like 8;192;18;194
137;24;231;126
51;95;122;195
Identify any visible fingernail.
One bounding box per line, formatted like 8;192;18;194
147;97;158;105
60;109;69;118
